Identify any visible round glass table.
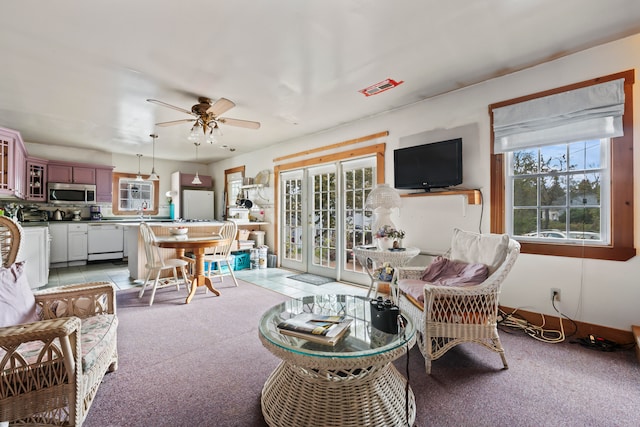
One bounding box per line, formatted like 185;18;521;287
259;294;416;427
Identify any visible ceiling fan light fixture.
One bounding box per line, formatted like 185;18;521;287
188;123;202;142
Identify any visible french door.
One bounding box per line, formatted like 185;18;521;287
279;158;375;285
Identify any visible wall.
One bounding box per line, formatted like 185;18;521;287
211;34;640;332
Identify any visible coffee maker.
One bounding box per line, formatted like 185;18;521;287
90;205;102;221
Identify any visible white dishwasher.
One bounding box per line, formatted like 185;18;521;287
87;223;124;261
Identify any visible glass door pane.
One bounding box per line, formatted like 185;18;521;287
280;171;305;271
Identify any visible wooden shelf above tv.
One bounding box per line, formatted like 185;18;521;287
400;189;482;205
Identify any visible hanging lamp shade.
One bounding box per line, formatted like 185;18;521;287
148;134;159;181
135;154;144;181
192;142;203;185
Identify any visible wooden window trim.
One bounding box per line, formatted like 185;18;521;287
111;172;160;215
224;165;245;213
489;70;635;261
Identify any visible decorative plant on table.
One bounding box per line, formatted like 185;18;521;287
374;225;405;249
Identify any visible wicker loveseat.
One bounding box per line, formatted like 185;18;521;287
0;217;118;426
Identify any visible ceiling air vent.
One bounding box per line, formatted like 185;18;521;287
359;78;404;97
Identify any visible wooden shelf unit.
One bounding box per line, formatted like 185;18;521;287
400;189;481;205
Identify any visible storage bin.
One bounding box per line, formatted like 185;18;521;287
209;254;235;273
233;251;251;270
237;229;250;240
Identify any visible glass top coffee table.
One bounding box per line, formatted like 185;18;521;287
259;294;416;427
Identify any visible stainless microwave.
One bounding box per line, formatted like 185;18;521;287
48;183;96;205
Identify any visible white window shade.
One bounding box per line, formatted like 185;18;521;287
492;79;624;153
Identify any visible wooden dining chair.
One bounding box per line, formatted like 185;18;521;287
138;223;190;305
203;221;239;287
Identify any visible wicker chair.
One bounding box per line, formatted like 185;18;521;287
0;216;118;426
397;228;520;375
138;222;190;305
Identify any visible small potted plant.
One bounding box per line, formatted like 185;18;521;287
374;225;405;250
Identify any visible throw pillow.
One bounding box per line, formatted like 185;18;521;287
0;261;39;328
449;228;509;275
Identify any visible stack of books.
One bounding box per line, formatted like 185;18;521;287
277;313;352;346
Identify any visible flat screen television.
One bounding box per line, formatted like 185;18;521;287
393;138;463;192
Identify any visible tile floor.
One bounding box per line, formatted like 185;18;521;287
43;260;371;299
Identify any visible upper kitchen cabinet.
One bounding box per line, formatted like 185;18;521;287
26;157;48;202
95;166;114;202
0;127;27;199
48;162;96;184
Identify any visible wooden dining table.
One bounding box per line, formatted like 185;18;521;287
154;234;231;304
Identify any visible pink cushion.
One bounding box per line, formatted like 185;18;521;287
0;261;39;327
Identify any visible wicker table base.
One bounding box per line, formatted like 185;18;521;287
261;360;415;427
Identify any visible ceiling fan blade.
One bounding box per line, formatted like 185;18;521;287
218;117;261;129
147;99;195;116
207;97;236;117
155;119;196;127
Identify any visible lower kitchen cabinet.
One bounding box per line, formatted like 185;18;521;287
49;223;68;264
68;223;88;262
49;222;88;267
17;225;51;289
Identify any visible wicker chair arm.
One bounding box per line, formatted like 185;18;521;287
397;266;424;280
34;281;117;319
0;316;80;348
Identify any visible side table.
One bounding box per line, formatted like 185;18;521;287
353;246;420;301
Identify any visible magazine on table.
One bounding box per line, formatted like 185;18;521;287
277;313;353;346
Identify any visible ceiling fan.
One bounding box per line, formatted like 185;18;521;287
147;96;260;141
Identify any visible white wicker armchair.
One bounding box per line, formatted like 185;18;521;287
397;228;520;375
0;217;118;426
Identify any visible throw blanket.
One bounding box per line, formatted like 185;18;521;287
420;256;488;286
398;256;489;305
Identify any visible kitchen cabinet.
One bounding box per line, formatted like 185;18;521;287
68;223;88;262
0;126;27;199
16;225;51;289
95;166;114;202
48;163;96;184
49;223;68;264
26;157;48;201
49;222;88;266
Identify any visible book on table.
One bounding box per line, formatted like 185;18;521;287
277;313;353;346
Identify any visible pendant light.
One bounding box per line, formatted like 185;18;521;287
148;134;159;181
135;154;144;181
192;142;202;185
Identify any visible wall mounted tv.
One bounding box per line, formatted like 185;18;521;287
393;138;463;192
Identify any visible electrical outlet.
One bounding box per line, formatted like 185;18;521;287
550;288;561;302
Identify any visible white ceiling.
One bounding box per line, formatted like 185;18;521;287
1;0;640;163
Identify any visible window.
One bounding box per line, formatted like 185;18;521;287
508;139;609;245
490;70;635;261
224;166;245;217
112;172;159;215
